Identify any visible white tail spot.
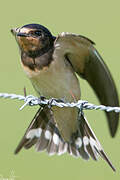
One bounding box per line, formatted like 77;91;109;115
90;136;102;150
53;133;60;145
26;128;42;139
75;137;82;148
45;130;52;140
83;136;89;146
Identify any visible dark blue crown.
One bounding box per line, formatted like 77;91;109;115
22;23;53;37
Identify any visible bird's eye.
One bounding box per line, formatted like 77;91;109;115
34;31;42;36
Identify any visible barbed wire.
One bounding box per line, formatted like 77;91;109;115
0;92;120;113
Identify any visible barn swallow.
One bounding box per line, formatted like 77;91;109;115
11;24;119;171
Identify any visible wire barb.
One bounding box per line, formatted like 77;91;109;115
0;92;120;113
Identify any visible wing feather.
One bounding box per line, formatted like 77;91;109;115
54;33;119;136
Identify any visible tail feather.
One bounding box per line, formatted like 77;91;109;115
35;123;50;152
14;108;43;154
47;138;58;155
78;115;115;171
69;145;79;157
77;144;89;160
24;138;37;149
14;107;115;171
57;141;68;155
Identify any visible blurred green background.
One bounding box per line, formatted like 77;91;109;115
0;0;120;179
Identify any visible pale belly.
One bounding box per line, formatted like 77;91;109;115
30;62;81;101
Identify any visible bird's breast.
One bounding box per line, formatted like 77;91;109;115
24;57;80;101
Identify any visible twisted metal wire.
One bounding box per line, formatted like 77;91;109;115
0;92;120;113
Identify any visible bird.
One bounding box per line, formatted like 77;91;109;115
11;23;119;171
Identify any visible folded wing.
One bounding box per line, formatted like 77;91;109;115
54;33;119;137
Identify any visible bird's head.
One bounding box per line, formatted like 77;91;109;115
11;24;55;58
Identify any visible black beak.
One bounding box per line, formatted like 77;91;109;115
11;28;18;36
